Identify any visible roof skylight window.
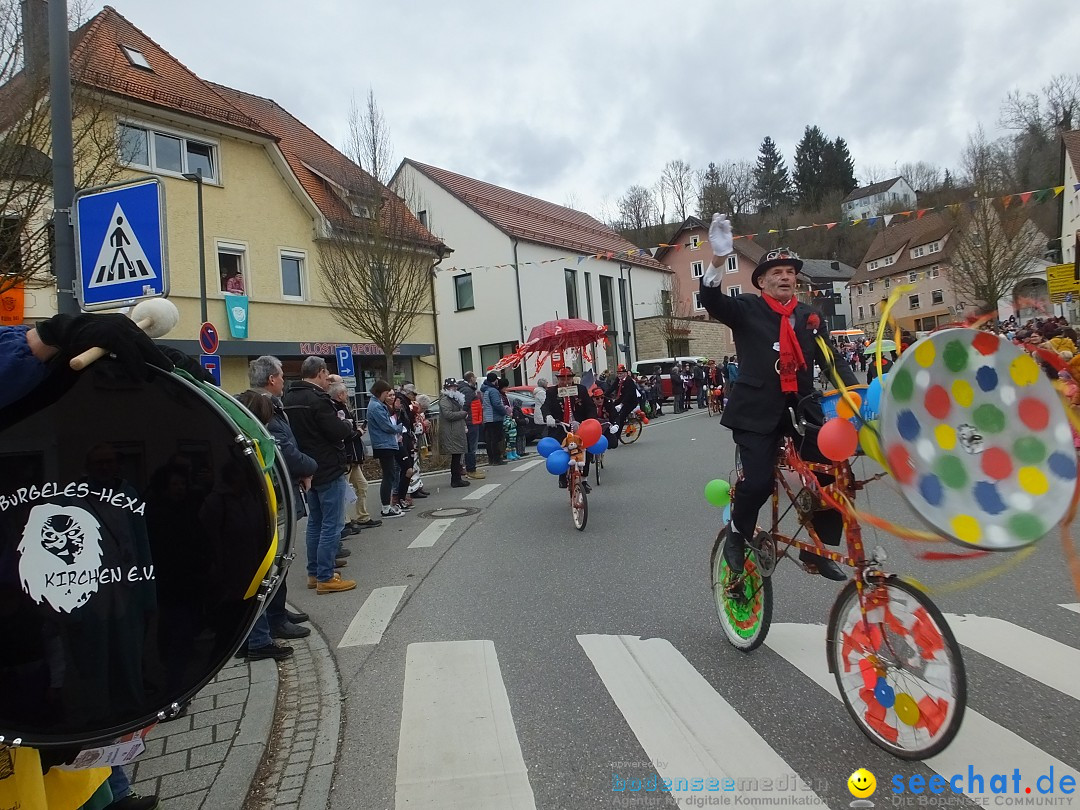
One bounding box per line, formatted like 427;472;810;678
121;45;152;71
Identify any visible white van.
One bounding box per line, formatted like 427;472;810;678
632;356;705;401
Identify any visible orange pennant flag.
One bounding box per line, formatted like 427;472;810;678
826;222;837;230
916;209;927;219
1002;195;1013;208
0;283;25;325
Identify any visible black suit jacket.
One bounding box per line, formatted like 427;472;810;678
699;283;856;434
541;383;597;424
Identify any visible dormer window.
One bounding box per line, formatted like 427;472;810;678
121;45;152;71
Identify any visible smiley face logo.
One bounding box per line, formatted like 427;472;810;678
848;768;876;798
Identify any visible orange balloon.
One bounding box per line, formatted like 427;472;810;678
818;418;859;461
836;391;863;420
578;418;602;446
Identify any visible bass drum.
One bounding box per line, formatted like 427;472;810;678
0;362;279;748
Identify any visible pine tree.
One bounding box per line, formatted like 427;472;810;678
753;136;791;213
822;136;857;198
696;162;727;220
793;125;829;210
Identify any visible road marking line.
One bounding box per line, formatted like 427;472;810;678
578;634;824;808
944;613;1080;701
1061;603;1080;615
337;585;407;648
461;483;500;500
766;623;1080;799
512;458;545;471
408;518;455;549
395;641;536;809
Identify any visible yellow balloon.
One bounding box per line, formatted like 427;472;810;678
894;692;920;726
859;423;887;467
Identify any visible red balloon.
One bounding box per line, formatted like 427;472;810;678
578;418;602;446
818;418;858;461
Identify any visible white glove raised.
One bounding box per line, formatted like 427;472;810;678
615;404;623;413
545;415;556;427
609;424;620;434
708;212;733;257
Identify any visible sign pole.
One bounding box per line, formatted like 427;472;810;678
48;0;77;315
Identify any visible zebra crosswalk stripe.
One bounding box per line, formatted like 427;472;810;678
578;634;826;808
944;613;1080;701
766;623;1080;801
395;640;536;810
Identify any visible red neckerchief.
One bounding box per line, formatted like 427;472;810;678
762;293;806;393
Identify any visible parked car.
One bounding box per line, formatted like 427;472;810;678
632;356;706;402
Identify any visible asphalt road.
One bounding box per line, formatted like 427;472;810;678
286;408;1080;810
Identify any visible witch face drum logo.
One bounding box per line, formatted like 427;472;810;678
18;504;104;613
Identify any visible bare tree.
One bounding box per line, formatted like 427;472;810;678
654;272;691;356
897;161;943;195
345;87;395;186
616;184;659;232
318;196;442;382
0;0;123;295
948;199;1046;315
960;125;1014;196
858;164;890;185
659;159;694;222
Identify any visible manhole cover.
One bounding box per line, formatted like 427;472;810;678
421;507;480;519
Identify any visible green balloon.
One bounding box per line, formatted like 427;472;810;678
705;479;731;507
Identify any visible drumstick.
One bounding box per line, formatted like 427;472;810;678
68;298;181;370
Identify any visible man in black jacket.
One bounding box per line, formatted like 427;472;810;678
701;214;857;582
607;364;639;448
542;366;597;488
282;356;356;595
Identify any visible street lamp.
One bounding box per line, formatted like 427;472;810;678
182;168;207;323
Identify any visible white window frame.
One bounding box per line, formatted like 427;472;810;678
868;260;880;271
117;119;221;183
883;255;894;266
928;241;941;253
689;235;701;250
868;281;875;292
216;240;248;296
690;260;704;279
693;291;704;311
279;249;307;301
932;289;944;305
911;245;925;259
858;305;864;320
726;255;738;272
870;303;877;317
884;278;891;289
727;285;741;297
929;265;940;278
909;294;920;310
120;45;152;70
908;271;917;283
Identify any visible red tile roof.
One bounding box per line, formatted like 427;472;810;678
70;6;269;136
850;212;954;283
402;159;668;271
1063;130;1080;181
211;84;441;248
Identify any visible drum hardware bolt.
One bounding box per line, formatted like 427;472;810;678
282;553;296;563
158;703;183;721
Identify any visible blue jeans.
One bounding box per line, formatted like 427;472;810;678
306;475;346;581
107;766;131;801
465;423;479;471
246;612;272;649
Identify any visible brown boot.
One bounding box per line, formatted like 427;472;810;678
307;576;316;589
467;469;486;480
317;573;356;595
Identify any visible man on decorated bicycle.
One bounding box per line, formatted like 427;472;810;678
607;363;639;448
543;366;596;490
700;214;857;581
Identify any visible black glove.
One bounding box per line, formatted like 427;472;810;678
159;345;214;384
36;313;173;377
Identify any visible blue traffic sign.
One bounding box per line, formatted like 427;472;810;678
200;354;221;386
74;178;169;311
199;322;220;354
335;345;355;376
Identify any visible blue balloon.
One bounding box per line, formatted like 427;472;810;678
722;504;731;525
546;450;570;475
537;436;561;458
864;374;887;418
587;435;608;454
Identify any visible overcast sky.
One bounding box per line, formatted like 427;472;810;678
93;0;1078;220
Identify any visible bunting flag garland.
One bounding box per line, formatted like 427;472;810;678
436;181;1080;275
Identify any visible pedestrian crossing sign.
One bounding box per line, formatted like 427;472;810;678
74;177;169;310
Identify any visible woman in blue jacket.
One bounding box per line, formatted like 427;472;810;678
366;380;404;518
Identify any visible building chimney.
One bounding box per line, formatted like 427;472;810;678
20;0;49;82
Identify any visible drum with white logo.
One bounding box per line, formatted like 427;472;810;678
0;362;286;748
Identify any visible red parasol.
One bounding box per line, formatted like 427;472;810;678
489;318;608;373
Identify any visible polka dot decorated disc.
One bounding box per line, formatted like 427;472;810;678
879;328;1075;550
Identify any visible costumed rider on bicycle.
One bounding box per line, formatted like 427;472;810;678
542;366;596;491
607;363;639;448
700;213;857;582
